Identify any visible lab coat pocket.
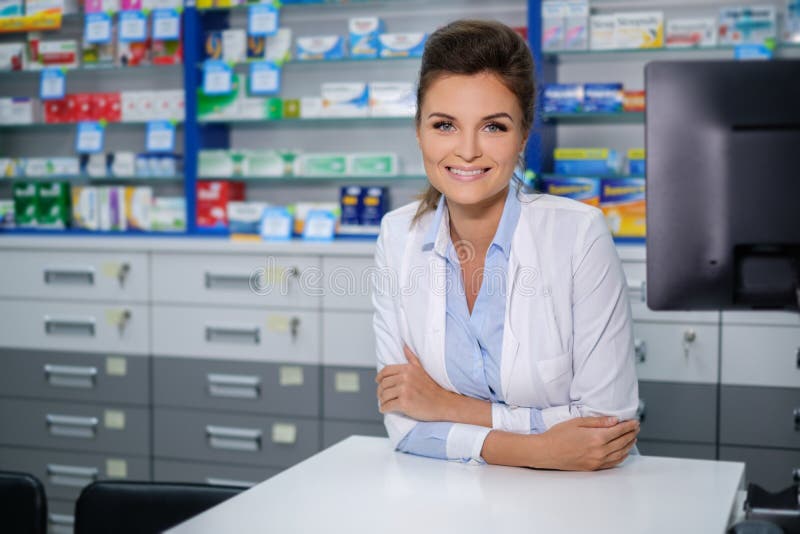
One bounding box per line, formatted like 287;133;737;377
536;352;573;405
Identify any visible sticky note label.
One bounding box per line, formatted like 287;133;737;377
40;68;65;101
76;122;105;154
279;365;304;386
105;309;126;326
203;61;233;95
152;9;180;40
106;356;127;376
101;262;121;278
146;120;176;152
271;423;297;444
85;13;112;44
335;371;360;393
267;315;289;333
104;409;126;430
106;458;128;478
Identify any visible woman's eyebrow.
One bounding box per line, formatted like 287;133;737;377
426;112;514;122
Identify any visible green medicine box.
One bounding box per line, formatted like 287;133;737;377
37;181;71;228
13;182;38;227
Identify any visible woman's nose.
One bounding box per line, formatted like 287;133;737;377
454;132;482;161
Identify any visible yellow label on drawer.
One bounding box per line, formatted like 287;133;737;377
104;309;127;326
104;409;126;430
267;315;290;333
106;459;128;478
279;366;304;386
101;262;121;278
334;372;360;393
271;423;297;444
106;357;127;377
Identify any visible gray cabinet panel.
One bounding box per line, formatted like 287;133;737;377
0;398;149;456
322;311;375;367
0;349;148;405
322;420;386;449
720;446;800;493
154;459;280;488
0;250;149;303
154;408;320;468
636;440;716;460
322;366;381;422
0;446;149;501
637;381;717;443
153;357;319;417
48;499;76;534
721;325;800;388
321;256;374;311
720;386;800;449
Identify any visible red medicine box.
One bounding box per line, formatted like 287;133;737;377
44;98;69;123
196;180;245;229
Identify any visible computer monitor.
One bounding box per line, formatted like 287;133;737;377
645;60;800;311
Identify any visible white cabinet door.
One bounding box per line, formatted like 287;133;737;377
322;311;375;367
321;256;375;312
632;321;719;383
721;325;800;387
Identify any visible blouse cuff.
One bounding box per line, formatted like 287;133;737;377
446;424;492;464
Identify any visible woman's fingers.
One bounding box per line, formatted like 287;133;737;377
602;428;638;456
376;375;401;399
599;419;640;444
377;384;401;408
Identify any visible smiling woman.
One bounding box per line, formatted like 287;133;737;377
372;19;640;472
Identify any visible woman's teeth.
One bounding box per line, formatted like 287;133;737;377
448;168;486;176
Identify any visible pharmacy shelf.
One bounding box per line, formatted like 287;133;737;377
209;55;420;70
545;42;800;62
197;174;425;183
198;116;412;127
0;227;187;236
197;0;468;13
1;175;183;183
540;173;645;180
0;64;182;80
0;121;185;131
541;112;644;124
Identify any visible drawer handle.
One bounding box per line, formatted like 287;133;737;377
794;408;800;431
796;347;799;369
46;464;99;487
44;364;98;389
205;325;260;345
636;399;647;424
44;267;95;286
44;316;96;337
634;338;647;363
207;374;261;400
48;513;75;527
627;280;646;303
206;477;257;489
205;272;255;290
46;414;99;439
206;425;262;452
793;468;799;483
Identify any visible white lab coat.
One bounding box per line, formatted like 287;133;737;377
372;192;639;452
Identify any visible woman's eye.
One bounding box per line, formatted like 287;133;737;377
433;121;454;132
484;122;508;133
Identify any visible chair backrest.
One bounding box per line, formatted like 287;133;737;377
75;481;243;534
0;471;47;534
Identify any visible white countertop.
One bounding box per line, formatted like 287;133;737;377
167;436;744;534
0;234;647;260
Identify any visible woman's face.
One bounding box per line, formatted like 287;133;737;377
417;72;527;209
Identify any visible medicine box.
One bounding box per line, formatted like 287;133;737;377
196;180;245;229
563;0;589;50
718;6;777;45
554;148;621;176
666;18;717;48
266;28;292;63
614;11;664;49
0;0;23;16
99;186;126;231
368;82;415;117
72;186;99;230
540;176;600;206
590;14;616;50
294;153;347;177
339;185;361;230
37;181;71;228
346;153;397;176
228;201;268;234
359;186;386;232
543;83;583;113
627;148;645;176
13;182;38;227
541;1;566;51
321;82;369;118
349;17;383;58
600;177;646;238
378;33;426;57
0;43;25;70
124;186;151;230
296;35;345;60
583;83;623;113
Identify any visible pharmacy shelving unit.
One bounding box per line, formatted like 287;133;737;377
540;0;800;490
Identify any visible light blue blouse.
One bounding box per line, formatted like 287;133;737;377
396;186;546;461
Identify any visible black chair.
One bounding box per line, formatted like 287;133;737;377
0;471;47;534
75;481;243;534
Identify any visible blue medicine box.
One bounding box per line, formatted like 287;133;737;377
543;84;584;114
583;83;623;113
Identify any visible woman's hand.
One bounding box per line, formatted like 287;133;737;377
539;416;640;471
376;345;453;422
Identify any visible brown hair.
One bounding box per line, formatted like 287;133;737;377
412;19;536;225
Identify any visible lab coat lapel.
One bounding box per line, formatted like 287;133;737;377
423;252;455;391
500;251;521;401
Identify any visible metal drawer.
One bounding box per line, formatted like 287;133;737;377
0;299;149;355
48;499;75;534
632;321;719;383
322;311;375;367
154;459;280;489
621;261;720;324
0;250;148;303
0;349;149;405
636;440;716;461
0;446;149;501
321;256;374;311
152;252;321;309
720;446;800;493
721;325;800;388
322;366;381;422
637;381;718;443
722;311;800;327
322;420;386;449
154;408;320;468
153;357;320;417
0;398;149;456
720;385;800;449
152;305;320;364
